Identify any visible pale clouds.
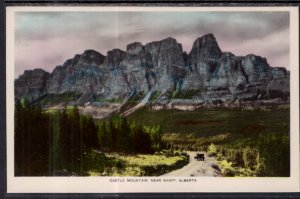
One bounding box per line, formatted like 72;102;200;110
15;11;290;77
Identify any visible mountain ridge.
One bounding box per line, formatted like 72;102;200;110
15;33;289;107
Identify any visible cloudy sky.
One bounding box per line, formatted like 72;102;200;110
15;11;289;77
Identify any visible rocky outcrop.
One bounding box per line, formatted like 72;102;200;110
15;33;290;106
103;49;126;70
15;69;50;102
241;54;273;84
188;33;222;62
46;50;106;95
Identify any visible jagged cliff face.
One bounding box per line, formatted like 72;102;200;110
46;50;106;94
15;69;50;102
15;33;289;104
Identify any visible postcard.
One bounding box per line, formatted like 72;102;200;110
6;6;300;193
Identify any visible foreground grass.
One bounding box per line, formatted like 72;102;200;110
83;150;188;176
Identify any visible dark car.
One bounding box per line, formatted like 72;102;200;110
194;153;205;161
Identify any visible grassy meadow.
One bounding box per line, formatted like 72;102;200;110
128;106;289;138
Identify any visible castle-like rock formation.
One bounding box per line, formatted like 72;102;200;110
15;33;289;105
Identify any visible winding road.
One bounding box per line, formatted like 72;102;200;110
162;152;222;177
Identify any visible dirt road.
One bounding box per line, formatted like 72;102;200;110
162;151;222;177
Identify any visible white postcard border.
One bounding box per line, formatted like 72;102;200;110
6;6;300;193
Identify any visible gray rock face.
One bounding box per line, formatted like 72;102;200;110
104;37;186;95
182;34;223;90
46;66;65;93
188;33;222;62
46;50;106;95
75;49;105;67
15;69;50;102
210;53;247;90
241;54;273;84
15;34;290;105
126;42;144;55
103;49;126;70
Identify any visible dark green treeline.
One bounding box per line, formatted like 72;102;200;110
15;100;163;176
98;116;162;153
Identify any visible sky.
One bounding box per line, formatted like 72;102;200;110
14;11;290;77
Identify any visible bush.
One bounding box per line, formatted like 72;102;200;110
115;160;124;170
207;143;217;157
242;147;257;169
216;152;223;161
254;152;267;176
219;160;236;177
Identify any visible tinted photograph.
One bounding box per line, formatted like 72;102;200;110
13;10;290;178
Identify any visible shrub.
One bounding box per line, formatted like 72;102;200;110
254;152;267;176
243;147;258;170
219;160;236;177
115;160;124;170
216;152;223;161
207;143;217;157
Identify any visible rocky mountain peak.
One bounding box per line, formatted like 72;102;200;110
222;52;235;57
103;49;127;69
62;50;105;70
160;37;183;52
23;68;50;76
160;37;177;44
244;54;270;69
126;42;144;55
81;49;105;65
144;37;179;50
189;33;222;61
15;69;50;102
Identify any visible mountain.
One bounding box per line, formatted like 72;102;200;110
15;33;289;106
